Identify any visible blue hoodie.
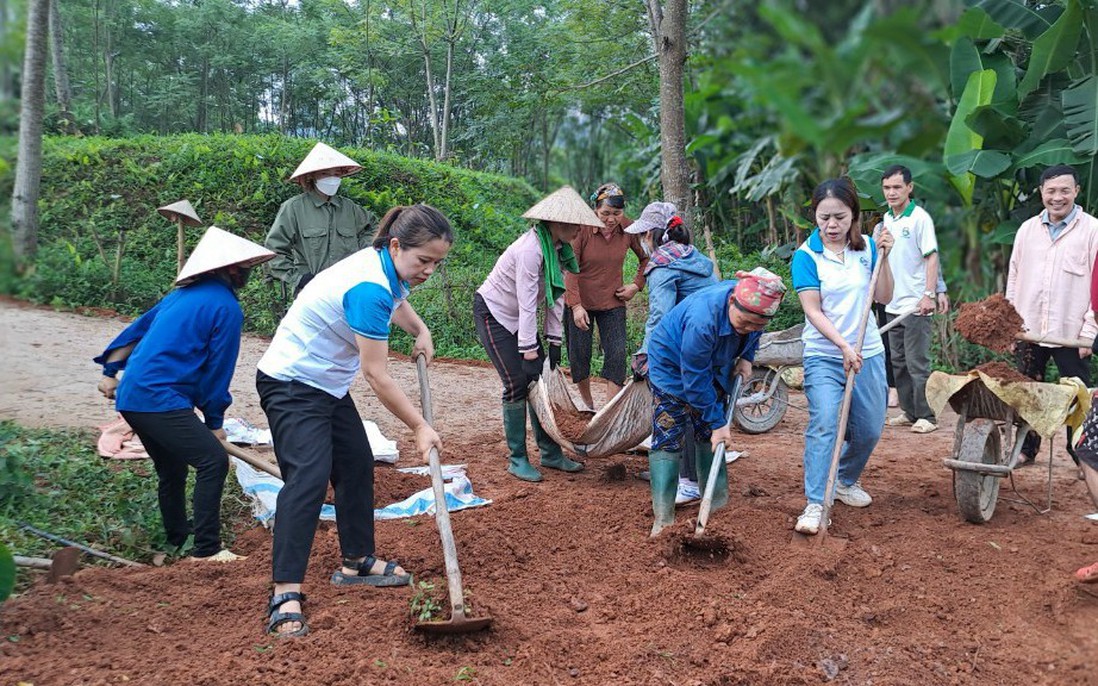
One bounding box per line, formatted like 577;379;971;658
94;277;242;430
639;244;717;353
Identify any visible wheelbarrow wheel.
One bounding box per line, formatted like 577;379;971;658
734;368;788;435
953;418;1002;524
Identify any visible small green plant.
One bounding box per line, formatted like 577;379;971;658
455;666;477;682
409;580;444;622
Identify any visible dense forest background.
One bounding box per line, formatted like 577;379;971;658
1;0;1096;370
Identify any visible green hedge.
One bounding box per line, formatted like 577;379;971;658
1;134;804;361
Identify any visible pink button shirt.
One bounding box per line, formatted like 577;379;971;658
477;228;564;353
1006;208;1098;343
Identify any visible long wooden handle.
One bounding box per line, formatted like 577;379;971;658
818;245;887;539
220;439;282;480
416;355;467;617
877;306;917;336
1016;332;1095;349
695;375;742;536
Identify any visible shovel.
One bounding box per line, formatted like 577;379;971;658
794;244;889;549
413;355;492;634
689;375;744;550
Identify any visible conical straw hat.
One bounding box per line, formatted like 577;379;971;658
521;186;601;227
175;226;276;286
288;142;363;181
157;199;202;227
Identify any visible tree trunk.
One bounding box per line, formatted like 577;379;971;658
12;0;51;267
104;23;118;118
409;0;442;159
48;0;75;132
646;0;693;226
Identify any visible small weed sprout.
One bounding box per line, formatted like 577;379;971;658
455;665;477;682
409;580;443;622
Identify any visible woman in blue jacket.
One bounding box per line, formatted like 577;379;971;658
626;201;718;504
95;227;275;562
645;270;786;536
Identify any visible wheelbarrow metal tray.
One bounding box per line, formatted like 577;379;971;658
752;324;804;367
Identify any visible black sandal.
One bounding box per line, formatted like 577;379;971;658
330;555;412;587
266;591;308;638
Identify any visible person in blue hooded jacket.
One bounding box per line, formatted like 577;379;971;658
646;269;787;536
95;227;275;562
626;201;718;505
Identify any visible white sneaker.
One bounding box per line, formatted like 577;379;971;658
795;503;824;534
887;414;914;427
835;481;872;508
675;479;701;506
911;418;938;434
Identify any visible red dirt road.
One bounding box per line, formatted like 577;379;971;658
2;300;1097;685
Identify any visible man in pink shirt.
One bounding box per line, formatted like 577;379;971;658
1006;165;1098;463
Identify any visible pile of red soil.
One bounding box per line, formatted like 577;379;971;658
552;404;594;441
955;294;1024;353
974;361;1033;384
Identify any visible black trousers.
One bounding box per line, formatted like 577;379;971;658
565;305;628;385
1015;342;1091;460
474;293;541;403
121;409;227;557
257;370;375;583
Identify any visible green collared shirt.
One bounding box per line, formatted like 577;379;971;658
887;199;917;219
264;191;376;292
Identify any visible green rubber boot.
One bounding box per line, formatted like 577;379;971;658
694;442;729;511
529;404;584;472
503;401;542;482
648;450;681;537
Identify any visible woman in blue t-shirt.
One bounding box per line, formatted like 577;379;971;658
789;178;893;536
256;205;453;638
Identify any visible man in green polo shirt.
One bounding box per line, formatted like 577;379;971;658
266;142;377;297
881;164;940;434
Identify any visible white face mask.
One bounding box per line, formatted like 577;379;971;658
315;176;342;196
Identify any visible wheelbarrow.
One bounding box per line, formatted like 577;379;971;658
926;370;1085;524
733;324;803;434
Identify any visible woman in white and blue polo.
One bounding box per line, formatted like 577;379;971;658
790;178;894;536
256;204;453;638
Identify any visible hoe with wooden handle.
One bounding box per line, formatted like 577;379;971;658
413;355;492;634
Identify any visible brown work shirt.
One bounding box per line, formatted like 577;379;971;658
564;218;648;311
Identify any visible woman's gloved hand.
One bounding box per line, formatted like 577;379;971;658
522;354;542;383
548;344;561;370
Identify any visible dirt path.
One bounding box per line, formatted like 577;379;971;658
2;299;1098;685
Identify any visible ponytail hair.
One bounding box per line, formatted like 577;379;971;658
372;204;454;250
663;215;692;246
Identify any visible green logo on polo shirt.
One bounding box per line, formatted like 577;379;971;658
901;227;911;238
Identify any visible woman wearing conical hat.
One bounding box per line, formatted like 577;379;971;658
474;186;595;482
94;227;275;562
265;142;377;297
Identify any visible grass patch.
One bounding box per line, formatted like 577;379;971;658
0;420;254;580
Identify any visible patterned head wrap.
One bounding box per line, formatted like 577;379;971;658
732;267;787;318
590;183;625;209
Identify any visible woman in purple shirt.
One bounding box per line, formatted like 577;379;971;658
474;187;600;482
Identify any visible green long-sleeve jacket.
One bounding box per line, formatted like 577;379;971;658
264;191;377;293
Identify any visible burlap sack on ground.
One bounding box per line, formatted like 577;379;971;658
926;370;1089;439
528;366;652;457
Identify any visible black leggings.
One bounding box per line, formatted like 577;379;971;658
565;305;627;385
121;409;228;557
474;293;541;403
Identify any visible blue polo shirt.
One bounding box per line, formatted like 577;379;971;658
791;229;884;360
647;280;762;430
94;277;243;430
258;247;409;398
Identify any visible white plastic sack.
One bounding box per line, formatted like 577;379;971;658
528;364;652;458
